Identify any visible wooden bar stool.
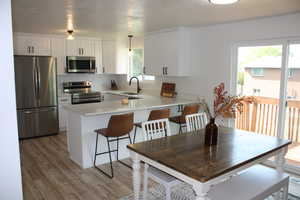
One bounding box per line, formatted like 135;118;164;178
169;104;199;134
94;112;134;178
133;108;170;143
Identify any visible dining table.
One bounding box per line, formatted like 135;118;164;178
127;127;291;200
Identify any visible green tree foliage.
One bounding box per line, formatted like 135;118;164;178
132;49;143;76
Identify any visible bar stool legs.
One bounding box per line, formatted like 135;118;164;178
94;134;132;178
133;126;138;143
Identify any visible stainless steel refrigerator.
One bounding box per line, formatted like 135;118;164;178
14;56;59;139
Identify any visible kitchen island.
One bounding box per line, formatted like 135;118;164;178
63;95;197;169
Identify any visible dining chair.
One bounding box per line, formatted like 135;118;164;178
185;112;208;132
169;104;200;134
93;112;134;178
142;118;181;200
133;108;170;143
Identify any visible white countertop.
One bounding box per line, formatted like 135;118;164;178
63;95;197;116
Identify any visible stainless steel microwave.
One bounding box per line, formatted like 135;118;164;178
66;56;96;73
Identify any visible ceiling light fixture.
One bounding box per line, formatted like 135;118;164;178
128;35;133;56
67;30;74;40
209;0;239;5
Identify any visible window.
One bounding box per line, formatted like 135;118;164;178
251;68;264;76
129;49;155;81
288;69;293;78
253;88;261;96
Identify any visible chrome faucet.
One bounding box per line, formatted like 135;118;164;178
129;76;142;94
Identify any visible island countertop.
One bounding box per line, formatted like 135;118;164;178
63;95;197;116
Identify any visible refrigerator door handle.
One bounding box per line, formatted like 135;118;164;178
33;57;38;100
36;58;41;101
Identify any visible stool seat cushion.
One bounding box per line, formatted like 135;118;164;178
169;116;184;124
94;128;108;136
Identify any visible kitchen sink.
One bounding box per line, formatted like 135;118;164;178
128;96;142;100
121;92;139;95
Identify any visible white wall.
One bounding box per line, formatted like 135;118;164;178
118;13;300;102
0;0;23;199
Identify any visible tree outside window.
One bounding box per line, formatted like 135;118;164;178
129;49;155;81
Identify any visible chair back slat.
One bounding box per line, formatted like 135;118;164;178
142;119;171;140
185;113;207;132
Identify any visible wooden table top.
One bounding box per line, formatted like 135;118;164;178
127;127;291;183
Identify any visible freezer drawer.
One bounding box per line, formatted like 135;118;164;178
17;107;59;139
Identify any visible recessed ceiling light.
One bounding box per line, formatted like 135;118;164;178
209;0;239;5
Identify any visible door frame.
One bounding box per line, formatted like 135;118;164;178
230;37;300;174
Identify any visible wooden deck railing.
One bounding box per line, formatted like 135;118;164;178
235;96;300;142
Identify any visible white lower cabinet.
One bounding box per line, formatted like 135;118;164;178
58;96;71;131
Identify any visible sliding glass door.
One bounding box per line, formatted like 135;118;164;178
233;39;300;172
284;42;300;170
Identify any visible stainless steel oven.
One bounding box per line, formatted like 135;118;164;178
66;56;96;73
63;81;102;104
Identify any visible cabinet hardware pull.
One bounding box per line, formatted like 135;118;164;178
102;67;105;73
166;66;168;75
143;67;146;74
32;46;34;54
28;46;30;53
162;67;165;75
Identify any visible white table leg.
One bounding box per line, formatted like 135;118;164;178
143;163;149;200
193;184;211;200
131;152;141;200
275;147;288;173
274;147;288;200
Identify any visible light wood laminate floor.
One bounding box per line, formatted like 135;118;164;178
20;132;145;200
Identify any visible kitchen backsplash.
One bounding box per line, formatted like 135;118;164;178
57;74;119;96
57;73;199;100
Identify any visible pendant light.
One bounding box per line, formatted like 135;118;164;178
209;0;239;5
67;30;74;40
128;35;133;56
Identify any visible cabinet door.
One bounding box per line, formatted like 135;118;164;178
78;40;94;56
102;40;116;74
144;34;163;76
51;38;66;74
31;37;51;56
160;31;179;76
94;40;103;74
66;40;79;56
13;36;32;55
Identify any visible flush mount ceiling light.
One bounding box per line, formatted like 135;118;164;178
67;30;74;40
209;0;239;5
128;35;133;56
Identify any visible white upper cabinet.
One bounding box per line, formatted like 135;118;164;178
66;39;95;57
102;40;117;74
94;40;103;74
13;35;51;56
144;28;191;76
51;38;66;75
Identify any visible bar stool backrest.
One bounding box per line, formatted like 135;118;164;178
180;104;200;123
106;113;134;137
148;109;170;121
142;119;171;140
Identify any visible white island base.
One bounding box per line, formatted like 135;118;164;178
65;96;197;169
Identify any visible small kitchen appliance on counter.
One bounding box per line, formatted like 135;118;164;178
63;81;101;104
